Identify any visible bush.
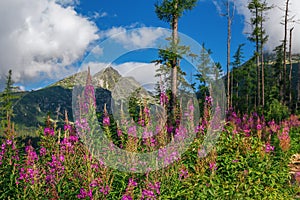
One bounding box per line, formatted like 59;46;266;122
265;99;290;123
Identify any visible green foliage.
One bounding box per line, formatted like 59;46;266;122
265;99;290;122
128;88;143;123
155;0;198;23
0;70;19;127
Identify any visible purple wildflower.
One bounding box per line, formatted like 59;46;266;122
103;115;110;127
128;126;137;137
209;162;217;171
44;127;55;136
265;142;275;153
121;195;133;200
141;189;156;199
6;139;12;146
100;185;110;195
64;124;72;132
39;147;46;156
179;169;189;180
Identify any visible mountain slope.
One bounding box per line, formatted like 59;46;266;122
11;66;154;127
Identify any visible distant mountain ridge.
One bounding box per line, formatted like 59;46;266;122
12;66;154;127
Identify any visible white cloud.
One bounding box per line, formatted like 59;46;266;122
0;0;99;88
93;11;108;19
115;62;159;88
232;0;300;53
91;46;104;56
79;62;110;75
100;26;170;49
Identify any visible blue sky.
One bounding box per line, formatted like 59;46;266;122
79;0;252;68
0;0;299;91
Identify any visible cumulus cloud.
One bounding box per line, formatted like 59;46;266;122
79;62;110;75
0;0;99;89
100;26;170;49
232;0;300;53
115;62;159;88
91;46;104;56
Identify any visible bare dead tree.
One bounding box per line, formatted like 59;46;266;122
282;0;290;105
288;27;294;109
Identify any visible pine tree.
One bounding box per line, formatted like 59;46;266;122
155;0;197;103
155;0;197;140
0;70;19;128
248;0;271;109
231;43;245;109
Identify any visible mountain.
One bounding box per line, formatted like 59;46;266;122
11;66;154;128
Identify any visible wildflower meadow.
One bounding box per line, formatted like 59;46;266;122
1;71;300;199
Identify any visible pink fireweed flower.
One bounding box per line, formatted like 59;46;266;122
144;106;150;118
6;139;12;146
77;188;93;199
278;125;290;151
59;155;64;162
160;92;168;106
149;182;160;194
121;195;133;200
128;178;138;187
75;118;90;135
39;147;46;156
174;126;187;141
128;126;137;137
179;168;189;180
100;185;110;195
25;145;38;166
90;179;99;187
205;96;213;105
64;124;72;132
47;154;65;176
141;189;156;199
166;125;174;134
265;142;275;153
44;127;55;136
243;128;251;134
138;118;145;126
209;162;217;171
158;148;179;165
117;129;122;137
268;120;279;133
18;167;39;185
103;115;110;127
256;124;262;130
1;143;6;151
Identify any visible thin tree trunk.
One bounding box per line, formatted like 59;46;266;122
283;0;289;105
255;6;260;109
260;10;265;108
261;53;264;107
226;0;232;110
289;27;294;110
236;81;238;110
171;17;178;100
297;63;300;111
230;68;233;108
169;0;178;141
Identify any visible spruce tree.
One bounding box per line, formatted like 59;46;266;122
0;70;19;128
